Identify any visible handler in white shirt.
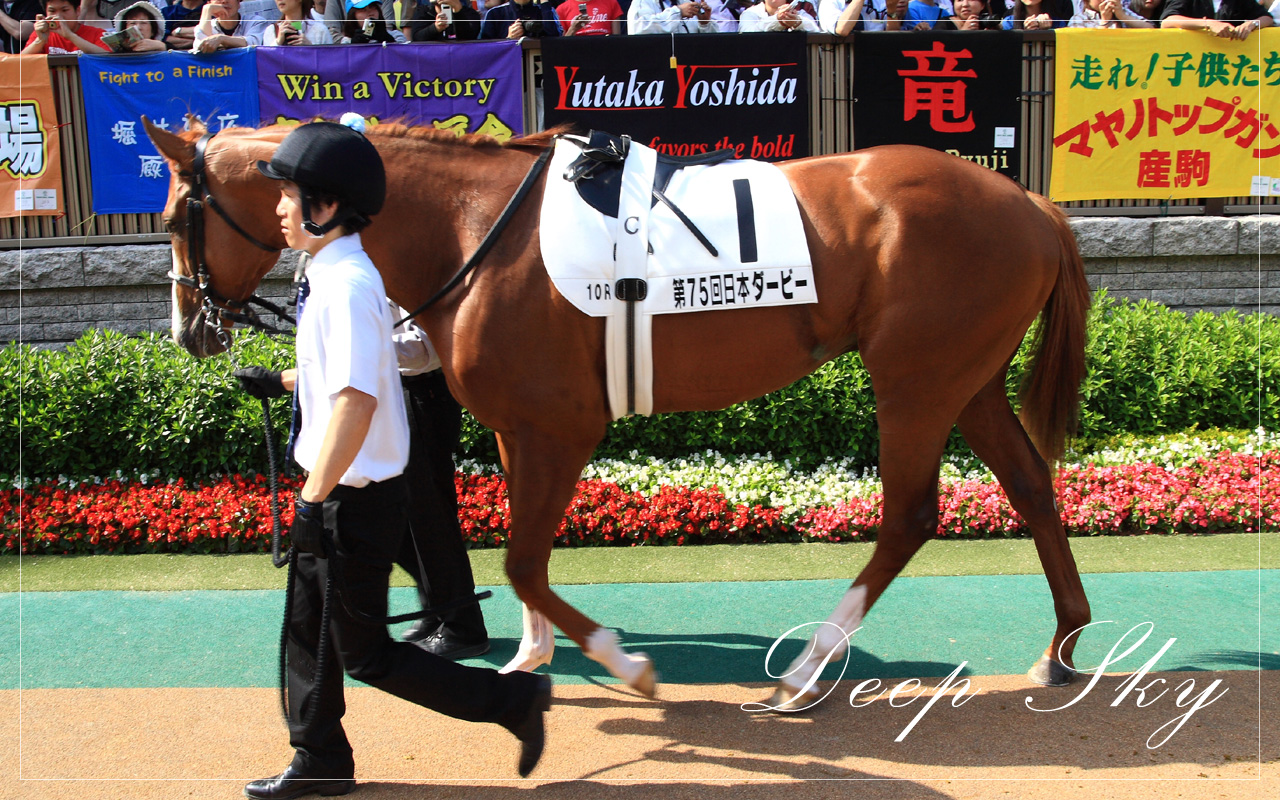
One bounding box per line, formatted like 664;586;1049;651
239;120;550;799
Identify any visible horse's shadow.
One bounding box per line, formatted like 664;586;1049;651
589;670;1274;777
462;635;1274;777
349;779;956;800
469;629;963;685
1163;649;1280;671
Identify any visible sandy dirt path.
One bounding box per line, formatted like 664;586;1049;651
3;671;1276;800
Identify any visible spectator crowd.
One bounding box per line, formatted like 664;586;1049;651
0;0;1273;54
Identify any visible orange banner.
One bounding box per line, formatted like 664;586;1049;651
0;55;64;218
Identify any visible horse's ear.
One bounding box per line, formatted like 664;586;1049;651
143;116;193;168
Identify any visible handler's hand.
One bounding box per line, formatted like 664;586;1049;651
290;498;330;558
234;366;287;399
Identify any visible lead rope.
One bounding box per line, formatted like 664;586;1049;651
256;275;331;729
261;389;334;728
258;392;295;724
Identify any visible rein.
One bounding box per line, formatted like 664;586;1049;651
168;131;296;347
393;146;552;327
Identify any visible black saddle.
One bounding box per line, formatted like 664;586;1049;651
564;130;737;219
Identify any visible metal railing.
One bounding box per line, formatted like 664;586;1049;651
3;36;1276;249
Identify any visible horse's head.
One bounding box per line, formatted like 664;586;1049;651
145;117;289;358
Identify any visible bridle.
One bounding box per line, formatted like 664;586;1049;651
167;130;297;346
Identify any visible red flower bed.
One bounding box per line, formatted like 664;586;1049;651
2;452;1276;555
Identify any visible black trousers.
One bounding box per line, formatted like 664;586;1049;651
396;370;487;642
286;476;537;776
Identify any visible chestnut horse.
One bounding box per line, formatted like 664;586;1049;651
146;119;1091;707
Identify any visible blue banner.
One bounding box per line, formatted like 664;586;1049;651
80;51;259;214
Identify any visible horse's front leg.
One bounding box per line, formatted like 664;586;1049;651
500;602;556;674
494;434;555;674
496;429;658;698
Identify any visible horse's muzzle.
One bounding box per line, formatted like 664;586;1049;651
174;308;231;358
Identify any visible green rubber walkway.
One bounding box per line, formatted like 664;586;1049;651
3;570;1277;689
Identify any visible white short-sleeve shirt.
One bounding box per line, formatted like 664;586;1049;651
293;233;410;486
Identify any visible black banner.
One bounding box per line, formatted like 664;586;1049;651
853;31;1022;183
542;33;809;162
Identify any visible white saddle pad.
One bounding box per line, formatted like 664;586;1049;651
539;136;816;318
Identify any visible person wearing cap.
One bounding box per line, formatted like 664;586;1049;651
108;1;166;50
322;0;398;38
336;0;405;41
237;120;551;800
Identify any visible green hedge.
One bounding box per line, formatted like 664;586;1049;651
2;331;295;480
2;292;1277;480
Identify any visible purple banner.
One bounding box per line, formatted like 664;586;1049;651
256;42;523;139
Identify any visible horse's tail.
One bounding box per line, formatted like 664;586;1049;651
1017;192;1091;468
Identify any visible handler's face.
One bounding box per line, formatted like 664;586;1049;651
276;183;338;255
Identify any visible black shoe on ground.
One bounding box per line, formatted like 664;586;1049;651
513;674;553;778
400;618;439;643
414;630;490;660
243;765;355;800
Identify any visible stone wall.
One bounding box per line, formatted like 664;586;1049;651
1071;216;1280;315
2;215;1278;348
0;246;299;348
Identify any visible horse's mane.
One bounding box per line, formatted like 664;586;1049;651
182;119;569;152
369;123;569;152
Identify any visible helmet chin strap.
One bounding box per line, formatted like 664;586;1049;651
300;194;354;239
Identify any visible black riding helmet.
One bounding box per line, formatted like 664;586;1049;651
257;121;386;237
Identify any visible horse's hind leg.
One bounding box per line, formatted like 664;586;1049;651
769;399;957;710
496;429;658;697
956;372;1090;686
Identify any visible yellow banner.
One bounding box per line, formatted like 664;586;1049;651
0;55;64;218
1050;29;1280;202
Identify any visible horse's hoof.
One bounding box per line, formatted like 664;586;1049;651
764;683;824;713
1027;654;1077;687
629;655;659;699
500;650;553;674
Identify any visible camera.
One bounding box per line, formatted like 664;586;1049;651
516;1;544;36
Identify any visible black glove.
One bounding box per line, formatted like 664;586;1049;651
234;367;287;400
290;498;330;558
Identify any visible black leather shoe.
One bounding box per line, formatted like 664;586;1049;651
401;618;438;643
243;766;355;800
513;674;553;777
414;630;490;660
